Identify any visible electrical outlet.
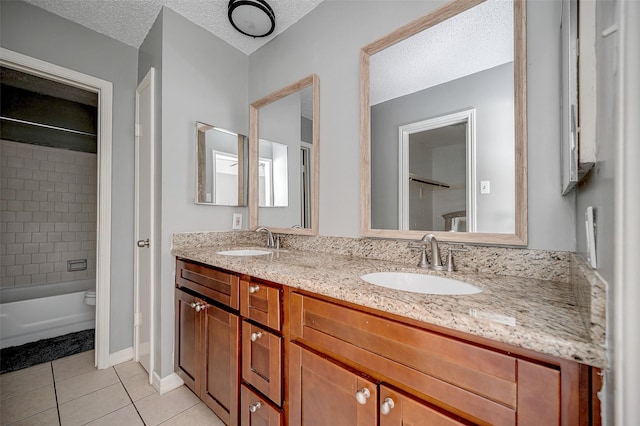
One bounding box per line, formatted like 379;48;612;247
585;206;597;268
480;181;491;194
232;213;242;230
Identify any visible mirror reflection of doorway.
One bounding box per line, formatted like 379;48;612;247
399;109;476;232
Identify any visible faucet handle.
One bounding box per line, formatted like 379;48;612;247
448;244;469;253
445;244;469;272
407;241;429;267
407;241;425;250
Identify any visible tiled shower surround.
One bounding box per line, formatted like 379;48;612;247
0;140;97;288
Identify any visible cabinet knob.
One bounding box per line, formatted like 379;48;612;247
380;397;395;415
249;401;262;413
248;285;260;294
189;302;205;312
355;387;371;405
250;331;263;342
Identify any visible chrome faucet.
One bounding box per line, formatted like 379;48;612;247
408;233;445;271
256;227;275;248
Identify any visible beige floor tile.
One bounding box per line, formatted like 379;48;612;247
121;371;156;402
9;407;60;426
114;361;147;380
160;402;225;426
58;382;130;426
0;384;56;425
56;367;118;404
135;385;200;426
52;351;96;382
84;404;144;426
0;362;53;401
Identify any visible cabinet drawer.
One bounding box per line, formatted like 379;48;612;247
240;279;281;331
241;385;282;426
291;293;516;425
176;259;239;310
242;321;282;405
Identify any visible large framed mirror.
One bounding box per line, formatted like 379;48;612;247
249;74;319;235
195;122;248;206
360;0;527;245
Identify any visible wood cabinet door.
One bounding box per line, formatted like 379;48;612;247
240;385;282;426
174;289;201;393
379;385;470;426
517;360;561;425
201;303;240;426
289;343;377;426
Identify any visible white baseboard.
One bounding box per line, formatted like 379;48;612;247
152;371;184;395
107;347;134;367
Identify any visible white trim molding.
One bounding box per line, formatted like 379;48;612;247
108;347;134;367
0;48;113;370
152;372;184;396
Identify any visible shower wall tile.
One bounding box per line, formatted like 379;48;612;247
1;140;97;288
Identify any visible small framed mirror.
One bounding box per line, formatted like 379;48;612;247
249;74;319;235
195;122;248;206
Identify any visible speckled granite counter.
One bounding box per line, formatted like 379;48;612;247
172;239;606;368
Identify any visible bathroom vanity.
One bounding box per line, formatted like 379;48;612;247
173;242;604;426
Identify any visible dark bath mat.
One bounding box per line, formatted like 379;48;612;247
0;329;94;374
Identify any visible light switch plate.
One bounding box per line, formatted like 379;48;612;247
480;181;491;194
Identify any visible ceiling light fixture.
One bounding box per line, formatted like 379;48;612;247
228;0;275;38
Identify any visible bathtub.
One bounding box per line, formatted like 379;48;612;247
0;279;96;349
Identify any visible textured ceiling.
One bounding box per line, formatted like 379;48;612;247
21;0;326;55
370;0;513;105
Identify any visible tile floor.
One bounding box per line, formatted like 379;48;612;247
0;350;225;425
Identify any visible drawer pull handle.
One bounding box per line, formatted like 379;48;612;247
249;401;262;413
381;397;395;415
355;388;371;405
248;285;260;294
250;331;263;342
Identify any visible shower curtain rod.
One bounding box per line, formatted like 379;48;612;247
1;116;97;137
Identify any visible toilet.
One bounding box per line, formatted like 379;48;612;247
84;290;96;306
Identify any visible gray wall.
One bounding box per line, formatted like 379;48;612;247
138;7;249;378
249;0;576;251
1;0;138;353
371;63;514;233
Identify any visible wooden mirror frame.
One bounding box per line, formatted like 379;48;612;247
249;74;320;235
360;0;527;245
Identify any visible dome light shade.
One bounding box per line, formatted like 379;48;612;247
228;0;275;38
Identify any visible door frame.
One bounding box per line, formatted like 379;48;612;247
398;109;476;231
0;48;113;369
134;68;155;380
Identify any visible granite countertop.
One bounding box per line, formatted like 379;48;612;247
172;244;605;367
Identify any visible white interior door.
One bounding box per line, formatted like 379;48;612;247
134;68;155;378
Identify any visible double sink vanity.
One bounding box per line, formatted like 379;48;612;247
177;0;605;424
172;231;605;425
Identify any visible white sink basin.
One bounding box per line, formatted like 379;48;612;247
360;272;481;295
216;249;271;256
